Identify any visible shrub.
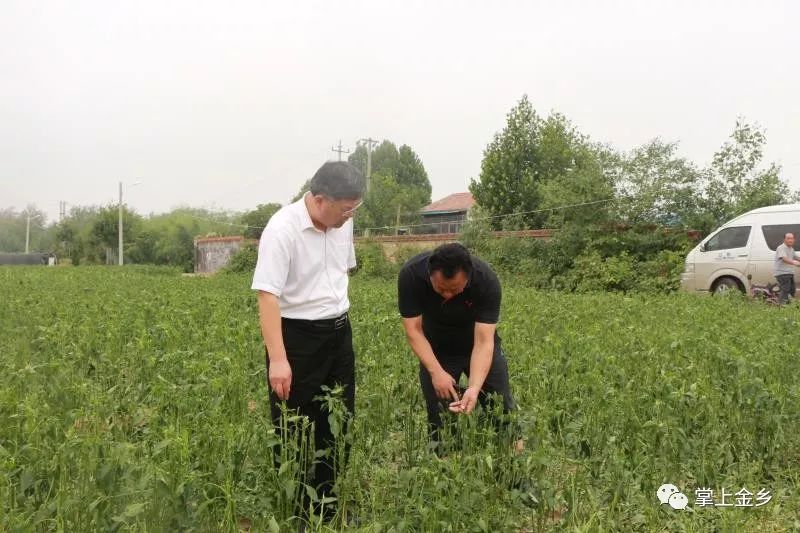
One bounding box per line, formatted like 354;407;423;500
555;252;637;293
355;242;397;279
224;244;258;273
392;245;425;269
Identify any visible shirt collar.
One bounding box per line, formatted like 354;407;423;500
298;193;321;232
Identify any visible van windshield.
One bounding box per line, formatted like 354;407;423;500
762;224;800;250
704;226;751;251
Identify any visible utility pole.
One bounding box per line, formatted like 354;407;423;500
395;204;401;236
331;140;350;161
357;138;378;237
118;182;123;265
358;138;378;193
25;213;31;254
25;210;42;254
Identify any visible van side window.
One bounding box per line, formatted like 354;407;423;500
761;225;800;251
704;226;751;251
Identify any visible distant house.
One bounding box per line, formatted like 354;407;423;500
419;193;476;234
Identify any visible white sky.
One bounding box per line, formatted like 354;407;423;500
1;0;798;224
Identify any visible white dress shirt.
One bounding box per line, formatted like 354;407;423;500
251;195;357;320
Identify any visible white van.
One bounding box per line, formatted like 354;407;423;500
680;204;800;295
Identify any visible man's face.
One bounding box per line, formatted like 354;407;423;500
785;233;795;247
430;270;469;301
315;196;362;228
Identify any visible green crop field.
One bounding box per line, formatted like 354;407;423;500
2;267;799;532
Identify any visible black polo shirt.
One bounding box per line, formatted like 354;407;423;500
397;251;501;357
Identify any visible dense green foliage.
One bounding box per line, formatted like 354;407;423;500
469;96;614;229
290;141;432;236
348;140;432;234
45;206;245;270
223;243;259;274
5;101;795;279
470;96;797;234
353;224;696;294
240;204;282;240
2;268;799;530
0;207;54;254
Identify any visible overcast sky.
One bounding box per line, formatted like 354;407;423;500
1;0;798;224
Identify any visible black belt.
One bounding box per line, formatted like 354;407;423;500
284;312;349;330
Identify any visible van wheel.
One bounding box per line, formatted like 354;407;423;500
712;277;743;295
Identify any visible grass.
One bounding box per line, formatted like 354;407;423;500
1;266;799;531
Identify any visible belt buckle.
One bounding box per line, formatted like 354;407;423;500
334;314;347;330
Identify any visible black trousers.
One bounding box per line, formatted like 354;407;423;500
776;274;796;304
419;341;517;442
265;314;355;502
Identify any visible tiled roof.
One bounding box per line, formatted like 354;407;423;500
420;192;475;214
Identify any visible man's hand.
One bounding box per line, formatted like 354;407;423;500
269;358;292;401
449;386;479;414
431;369;459;401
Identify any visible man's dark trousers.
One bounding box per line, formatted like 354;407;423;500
265;314;355;507
418;341;516;444
776;274;796;304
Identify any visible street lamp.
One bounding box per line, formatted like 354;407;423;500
118;180;142;265
25;211;43;254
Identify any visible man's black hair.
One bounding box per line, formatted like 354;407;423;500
309;161;366;200
428;243;473;279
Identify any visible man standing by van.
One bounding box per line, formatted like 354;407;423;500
774;232;799;304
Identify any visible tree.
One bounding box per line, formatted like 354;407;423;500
470;96;544;228
397;145;431;197
56;205;101;264
703;119;794;226
239;203;281;239
534;115;614;228
347;144;369;178
287;141;433;234
141;207;239;270
347;141;400;179
346;140;399;181
369;141;400;177
470;96;611;229
89;205;143;263
611;139;705;228
0;205;56;253
127;230;158;264
357;171;405;229
352;142;431;234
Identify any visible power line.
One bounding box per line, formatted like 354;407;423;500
185;196;618;235
352;197;617;235
185;214;260;229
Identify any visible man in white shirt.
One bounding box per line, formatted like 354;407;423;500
252;161;364;519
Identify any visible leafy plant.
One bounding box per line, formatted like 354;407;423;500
2;267;799;530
